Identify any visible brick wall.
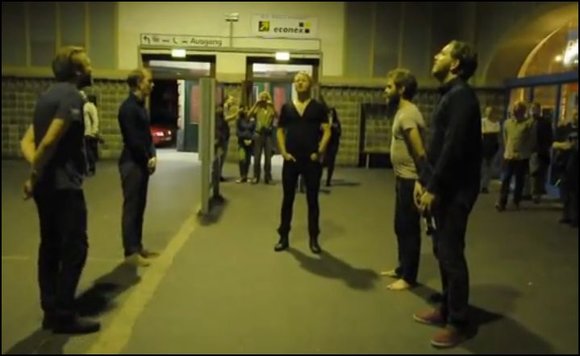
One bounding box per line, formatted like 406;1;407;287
2;77;506;165
1;77;127;160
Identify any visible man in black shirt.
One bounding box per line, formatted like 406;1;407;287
118;68;158;267
414;40;481;348
275;72;331;254
20;46;100;334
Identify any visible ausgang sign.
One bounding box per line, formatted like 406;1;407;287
140;34;224;48
251;14;318;39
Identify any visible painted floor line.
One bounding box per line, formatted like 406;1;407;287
85;208;199;354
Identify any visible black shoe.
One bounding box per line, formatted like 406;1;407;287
44;313;100;334
480;188;489;194
274;237;289;252
559;218;572;224
309;237;322;254
495;202;505;212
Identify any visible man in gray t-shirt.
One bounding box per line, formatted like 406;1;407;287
381;68;428;291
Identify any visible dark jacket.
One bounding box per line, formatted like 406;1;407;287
237;114;256;146
118;93;156;168
420;77;482;203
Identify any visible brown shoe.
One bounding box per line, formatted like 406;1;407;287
430;325;467;348
125;253;151;267
413;309;446;326
140;249;160;259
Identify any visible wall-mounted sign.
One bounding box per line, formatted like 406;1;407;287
140;34;224;48
251;14;318;39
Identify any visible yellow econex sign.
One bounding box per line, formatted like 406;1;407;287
253;15;317;38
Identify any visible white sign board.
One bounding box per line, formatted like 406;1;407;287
140;34;224;48
251;14;318;39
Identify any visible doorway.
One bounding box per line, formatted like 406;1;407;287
141;53;217;153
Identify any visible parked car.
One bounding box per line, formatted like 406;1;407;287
150;124;175;146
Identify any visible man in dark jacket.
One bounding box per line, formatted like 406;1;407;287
118;68;158;267
414;40;481;348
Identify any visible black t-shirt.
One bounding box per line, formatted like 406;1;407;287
278;99;328;159
33;82;86;190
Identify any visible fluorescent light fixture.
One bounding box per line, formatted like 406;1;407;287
225;12;239;22
171;49;187;58
275;52;290;61
563;39;578;66
554;55;563;62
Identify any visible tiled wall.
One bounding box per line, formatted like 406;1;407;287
1;77;506;166
1;77;127;159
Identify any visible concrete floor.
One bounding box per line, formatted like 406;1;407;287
1;149;578;354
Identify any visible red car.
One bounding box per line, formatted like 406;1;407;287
150;125;174;146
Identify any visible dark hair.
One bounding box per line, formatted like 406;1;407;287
386;68;418;100
126;69;150;90
52;46;86;82
87;94;98;106
449;40;478;80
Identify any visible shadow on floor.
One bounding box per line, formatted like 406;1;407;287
288;248;379;290
410;283;554;353
4;263;140;355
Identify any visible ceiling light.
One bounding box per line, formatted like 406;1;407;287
275;52;290;61
171;49;186;58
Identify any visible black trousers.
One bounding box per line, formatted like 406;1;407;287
120;161;149;257
238;143;253;179
432;193;476;327
278;158;322;238
499;159;529;206
323;146;338;185
33;187;88;314
85;136;99;175
394;177;421;284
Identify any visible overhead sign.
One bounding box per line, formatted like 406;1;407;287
251;14;318;39
140;34;224;48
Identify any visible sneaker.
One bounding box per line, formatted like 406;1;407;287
413;309;446;327
495;202;505;212
235;178;247;183
125;253;151;267
480;188;489;194
430;325;467;348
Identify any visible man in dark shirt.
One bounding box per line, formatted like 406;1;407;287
414;40;481;348
20;46;100;334
118;68;158;267
275;72;331;254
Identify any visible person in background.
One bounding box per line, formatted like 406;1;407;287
529;102;553;204
235;106;255;183
480;106;500;193
249;91;277;184
323;104;342;187
496;101;536;211
83;93;100;176
552;111;578;228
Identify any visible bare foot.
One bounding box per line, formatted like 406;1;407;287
380;269;399;278
387;279;412;291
